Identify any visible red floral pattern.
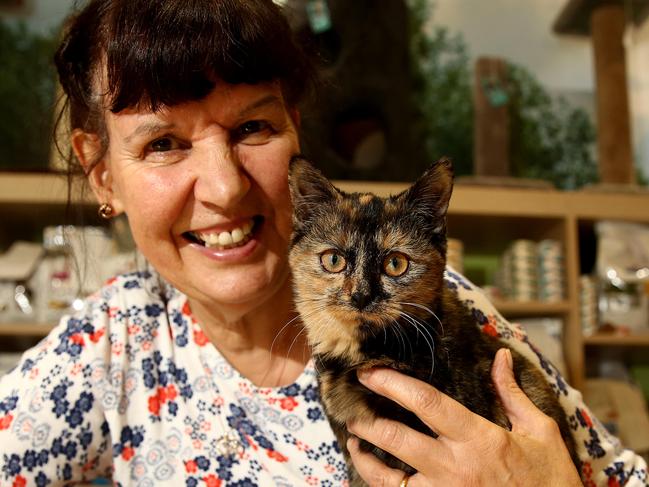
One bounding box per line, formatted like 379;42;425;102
0;270;645;486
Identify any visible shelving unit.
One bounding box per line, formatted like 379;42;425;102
0;172;79;204
0;322;57;337
584;333;649;347
0;172;95;344
491;300;572;317
2;172;649;391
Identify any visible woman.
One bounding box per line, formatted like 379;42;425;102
0;0;644;485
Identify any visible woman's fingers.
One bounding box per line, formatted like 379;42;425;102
346;436;418;487
353;360;583;486
346;414;448;475
490;348;561;438
357;368;488;442
491;348;535;416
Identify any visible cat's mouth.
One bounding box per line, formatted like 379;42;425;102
351;310;391;328
182;216;263;250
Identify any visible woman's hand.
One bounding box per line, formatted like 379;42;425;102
346;348;582;487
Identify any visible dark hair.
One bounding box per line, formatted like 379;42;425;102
54;0;316;173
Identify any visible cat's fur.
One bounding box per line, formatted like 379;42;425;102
287;156;579;485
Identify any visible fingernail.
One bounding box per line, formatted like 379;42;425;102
504;348;513;369
357;368;372;384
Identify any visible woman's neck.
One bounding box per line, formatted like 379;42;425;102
187;274;310;387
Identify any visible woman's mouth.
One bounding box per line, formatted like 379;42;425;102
183;216;263;250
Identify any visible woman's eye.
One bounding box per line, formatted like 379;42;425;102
147;137;180;152
320;250;347;273
233;120;274;143
383;252;409;277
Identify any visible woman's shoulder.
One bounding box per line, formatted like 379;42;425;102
2;270;182;397
0;271;181;483
29;271;176;363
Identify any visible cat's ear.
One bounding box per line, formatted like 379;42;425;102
288;155;340;224
400;157;454;234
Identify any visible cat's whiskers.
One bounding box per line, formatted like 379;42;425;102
400;311;437;352
397;311;436;380
262;302;330;386
400;321;416;361
389;319;413;362
288;298;365;366
268;312;305;360
398;311;436;349
307;314;342;375
284;325;309;368
385;318;404;358
399;301;445;337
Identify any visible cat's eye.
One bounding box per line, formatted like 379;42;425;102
383;252;409;277
320;250;347;273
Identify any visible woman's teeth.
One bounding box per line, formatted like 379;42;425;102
192;220;254;249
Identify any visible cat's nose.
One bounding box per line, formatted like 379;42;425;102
350;291;372;310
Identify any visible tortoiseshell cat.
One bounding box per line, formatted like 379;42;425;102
287;156;578;485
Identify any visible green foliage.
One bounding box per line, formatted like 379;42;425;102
408;0;473;177
0;20;58;170
407;0;599;189
508;64;598;189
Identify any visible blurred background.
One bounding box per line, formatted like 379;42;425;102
2;0;649;466
4;0;649;187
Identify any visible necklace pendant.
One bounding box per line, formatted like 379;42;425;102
216;430;243;457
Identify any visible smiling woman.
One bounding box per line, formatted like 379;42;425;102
0;0;646;486
78;83;300;319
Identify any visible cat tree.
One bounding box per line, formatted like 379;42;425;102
554;0;649;185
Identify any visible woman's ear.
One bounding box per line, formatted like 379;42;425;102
71;129;124;215
289;108;301;130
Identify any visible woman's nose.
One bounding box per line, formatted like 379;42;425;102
193;147;251;210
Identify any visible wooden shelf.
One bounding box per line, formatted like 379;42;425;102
584;333;649;347
0;322;56;337
493;300;571;318
3;174;644;219
335;181;569;217
334;181;649;221
0;172;92;205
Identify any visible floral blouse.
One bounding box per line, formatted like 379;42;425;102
0;269;647;486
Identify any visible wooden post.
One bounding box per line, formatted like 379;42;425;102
591;4;636;184
473;57;510;177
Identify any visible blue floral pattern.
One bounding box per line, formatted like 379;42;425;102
444;269;648;486
0;269;646;485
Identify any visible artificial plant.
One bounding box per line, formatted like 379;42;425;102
408;0;600;189
0;20;58;170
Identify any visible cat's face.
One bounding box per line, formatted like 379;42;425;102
288;157;454;361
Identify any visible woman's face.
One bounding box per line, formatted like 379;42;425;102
95;82;300;311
